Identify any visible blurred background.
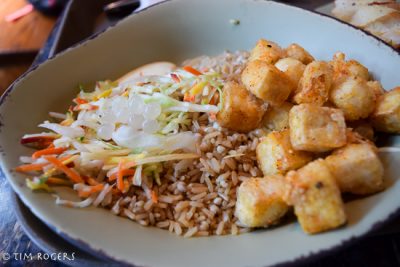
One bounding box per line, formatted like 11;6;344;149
0;0;142;94
0;0;56;93
0;0;331;95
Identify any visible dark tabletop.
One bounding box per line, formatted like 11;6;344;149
1;0;400;266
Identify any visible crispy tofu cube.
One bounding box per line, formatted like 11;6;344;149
347;121;375;141
216;81;266;133
331;52;370;85
285;159;346;234
325;143;384;195
330;77;376;121
257;129;313;176
262;102;293;131
371;87;400;133
249;39;286;64
345;128;375;146
275;58;306;87
289;104;347;152
285;43;315;65
235;176;289;227
367;80;385;98
293;61;333;105
241;60;294;106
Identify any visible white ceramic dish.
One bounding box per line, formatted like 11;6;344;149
1;0;400;266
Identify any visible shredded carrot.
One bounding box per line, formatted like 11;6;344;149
108;169;135;181
183;65;202;76
32;147;66;159
47;177;72;186
151;190;158;203
15;162;49;172
183;93;195;103
47;143;55;148
78;184;104;198
15;153;72;172
73;97;88;105
86;177;100;186
209;92;219;105
112;188;122;196
45;156;83;183
123;179;130;192
117;161;125;192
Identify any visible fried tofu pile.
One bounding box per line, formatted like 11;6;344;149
229;38;395;234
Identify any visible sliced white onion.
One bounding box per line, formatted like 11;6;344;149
112;97;130;123
22;132;59;139
39;123;84;138
93;183;113;207
165;102;218;113
55;195;95;208
128;114;145;130
19;156;35;164
144;102;161;120
143;120;160;134
128;94;145;115
71;140;90;152
162;132;197;152
112;126;160;149
133;165;142;186
71;120;99;130
97;123;115;140
53;136;72;148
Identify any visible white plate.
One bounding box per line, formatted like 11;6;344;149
1;0;400;266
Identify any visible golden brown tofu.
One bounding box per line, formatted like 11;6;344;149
289;104;347;152
257;129;313;176
331;52;370;85
284;159;346;234
262;102;293;131
371;87;400;133
285;43;315;65
347;121;375;141
241;60;294;106
249;39;286;64
293;61;333;105
325;143;384;195
217;81;266;133
235;176;289;227
275;58;306;87
345;129;375;147
367;81;385;98
330;77;376;121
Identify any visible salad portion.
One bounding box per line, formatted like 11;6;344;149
18;63;223;203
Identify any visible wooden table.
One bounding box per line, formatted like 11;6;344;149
0;0;56;94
